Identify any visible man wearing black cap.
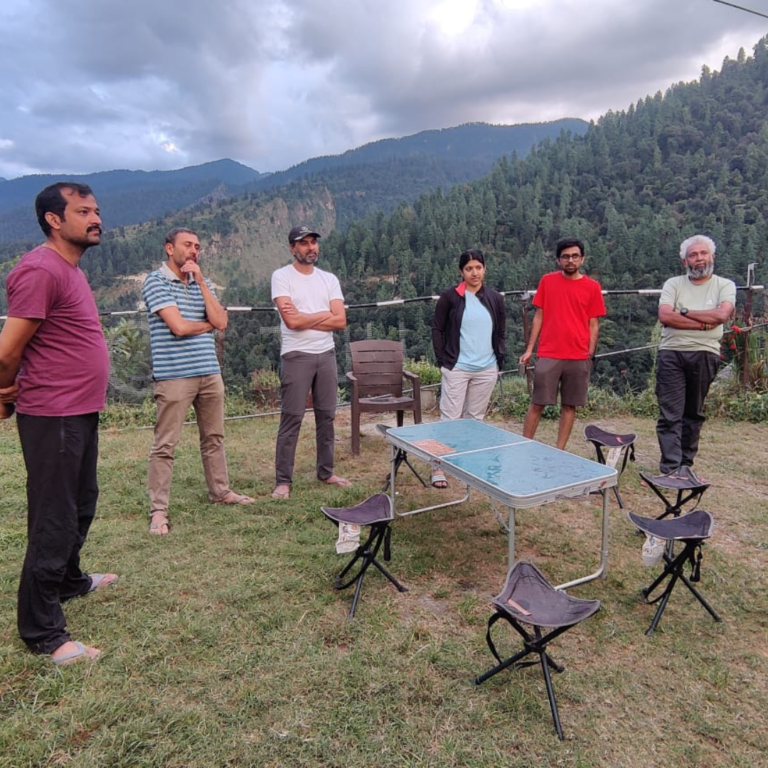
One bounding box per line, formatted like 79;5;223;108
270;226;350;499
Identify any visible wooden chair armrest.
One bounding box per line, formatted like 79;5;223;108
402;370;420;386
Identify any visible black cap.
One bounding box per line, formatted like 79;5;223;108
288;225;321;244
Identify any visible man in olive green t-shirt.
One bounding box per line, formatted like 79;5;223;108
655;235;735;475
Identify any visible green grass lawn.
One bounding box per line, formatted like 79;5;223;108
1;410;767;767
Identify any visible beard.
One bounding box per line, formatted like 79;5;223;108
687;261;714;279
294;252;318;265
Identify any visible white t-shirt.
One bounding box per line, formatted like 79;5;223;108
271;262;344;355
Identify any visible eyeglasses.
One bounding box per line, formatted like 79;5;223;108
559;254;583;261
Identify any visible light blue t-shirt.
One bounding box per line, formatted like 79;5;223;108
456;291;497;372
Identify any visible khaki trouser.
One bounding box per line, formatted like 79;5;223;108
148;374;230;515
439;365;498;421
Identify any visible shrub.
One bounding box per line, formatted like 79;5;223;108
405;358;441;385
251;367;281;389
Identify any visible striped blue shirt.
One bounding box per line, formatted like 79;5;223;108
142;263;221;381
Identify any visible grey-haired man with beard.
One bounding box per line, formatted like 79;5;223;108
655;235;735;476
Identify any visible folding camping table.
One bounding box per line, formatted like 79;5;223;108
384;420;618;590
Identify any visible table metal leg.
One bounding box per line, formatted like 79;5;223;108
555;489;610;591
387;444;470;517
395;485;470;517
389;443;397;511
508;507;516;570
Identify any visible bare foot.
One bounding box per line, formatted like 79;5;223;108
88;573;118;592
431;472;448;489
271;485;290;499
51;640;101;665
217;491;255;505
149;514;170;535
321;475;351;487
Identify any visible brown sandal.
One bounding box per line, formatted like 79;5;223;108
149;514;170;535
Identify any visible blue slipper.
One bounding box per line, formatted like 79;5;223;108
51;641;100;665
88;573;117;592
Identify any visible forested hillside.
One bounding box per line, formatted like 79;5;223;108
246;120;588;227
3;41;768;397
221;39;768;390
0;121;584;247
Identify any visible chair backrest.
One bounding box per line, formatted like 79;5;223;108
349;340;407;399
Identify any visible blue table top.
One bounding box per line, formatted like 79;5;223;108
386;420;617;507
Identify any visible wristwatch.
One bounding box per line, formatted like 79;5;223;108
680;307;689;316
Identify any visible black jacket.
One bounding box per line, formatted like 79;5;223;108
431;282;506;371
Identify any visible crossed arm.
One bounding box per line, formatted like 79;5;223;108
658;301;734;330
274;297;347;331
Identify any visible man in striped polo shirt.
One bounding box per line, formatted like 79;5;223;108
142;228;254;535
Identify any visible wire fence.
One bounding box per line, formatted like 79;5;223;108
2;284;765;410
92;285;767;410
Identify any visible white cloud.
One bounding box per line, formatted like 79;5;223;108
0;0;765;178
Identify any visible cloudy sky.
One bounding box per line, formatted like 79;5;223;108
1;0;767;179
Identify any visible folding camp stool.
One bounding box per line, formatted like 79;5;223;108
376;423;428;493
474;561;601;740
639;465;709;520
320;493;408;619
628;509;721;636
583;425;637;509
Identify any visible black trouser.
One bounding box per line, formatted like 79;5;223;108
655;350;719;474
16;413;99;655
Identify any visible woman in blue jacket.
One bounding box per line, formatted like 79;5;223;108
430;249;506;487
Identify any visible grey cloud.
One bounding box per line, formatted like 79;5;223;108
0;0;765;178
289;0;765;137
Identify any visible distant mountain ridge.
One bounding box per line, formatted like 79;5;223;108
252;119;588;190
0;159;266;243
0;120;588;243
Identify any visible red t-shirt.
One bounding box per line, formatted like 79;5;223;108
533;271;606;359
6;246;109;416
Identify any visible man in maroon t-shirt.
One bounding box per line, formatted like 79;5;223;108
0;182;116;665
519;238;606;450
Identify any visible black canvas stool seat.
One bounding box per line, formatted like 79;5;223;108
377;423;428;493
628;509;722;636
583;424;636;508
474;561;601;740
639;465;710;519
320;493;408;619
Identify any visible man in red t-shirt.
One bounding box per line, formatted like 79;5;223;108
519;238;606;450
0;182;116;665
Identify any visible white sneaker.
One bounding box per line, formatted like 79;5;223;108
642;535;666;567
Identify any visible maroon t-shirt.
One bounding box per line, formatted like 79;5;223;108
6;245;109;416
